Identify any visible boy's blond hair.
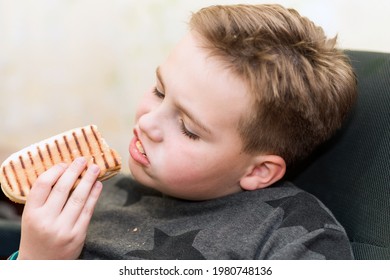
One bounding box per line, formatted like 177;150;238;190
190;4;357;165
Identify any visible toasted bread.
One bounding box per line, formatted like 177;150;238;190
0;125;121;204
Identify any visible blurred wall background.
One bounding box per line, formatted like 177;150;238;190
1;0;389;174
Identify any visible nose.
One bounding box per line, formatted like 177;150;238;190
138;110;164;142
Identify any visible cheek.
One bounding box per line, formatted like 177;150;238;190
164;168;202;187
156;144;209;183
160;147;227;187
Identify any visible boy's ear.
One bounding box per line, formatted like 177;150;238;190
240;155;286;191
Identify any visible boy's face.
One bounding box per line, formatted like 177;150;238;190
128;32;254;200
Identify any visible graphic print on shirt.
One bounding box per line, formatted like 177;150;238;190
265;191;349;259
116;177;162;207
125;228;206;259
265;192;336;232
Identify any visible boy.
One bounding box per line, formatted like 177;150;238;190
13;4;356;260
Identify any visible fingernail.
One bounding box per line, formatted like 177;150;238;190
94;181;103;189
90;164;101;175
76;157;87;165
58;163;68;169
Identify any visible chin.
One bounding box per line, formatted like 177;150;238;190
128;162;157;188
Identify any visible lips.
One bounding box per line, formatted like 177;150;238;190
129;130;150;166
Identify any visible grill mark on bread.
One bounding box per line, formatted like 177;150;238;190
46;143;54;165
82;127;95;163
101;154;109;169
63;135;73;161
37;146;46;170
28;151;39;178
19;155;32;189
55;140;64;161
2;167;12;192
72;132;83;156
19;155;26;169
10;161;23;196
90;125;109;169
111;149;119;166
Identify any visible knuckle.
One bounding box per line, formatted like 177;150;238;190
33;165;67;189
82;205;94;218
55;231;74;245
83;165;100;182
34;175;54;187
31;220;52;236
70;157;87;171
70;194;86;206
52;183;69;194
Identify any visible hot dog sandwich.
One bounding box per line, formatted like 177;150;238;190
0;125;121;204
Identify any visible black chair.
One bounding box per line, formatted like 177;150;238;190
288;50;390;259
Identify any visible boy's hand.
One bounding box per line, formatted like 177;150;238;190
17;157;102;260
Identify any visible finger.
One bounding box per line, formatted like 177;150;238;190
25;163;68;209
60;164;101;225
74;180;103;234
45;157;88;213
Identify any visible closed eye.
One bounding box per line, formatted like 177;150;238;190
153;87;165;99
180;120;200;140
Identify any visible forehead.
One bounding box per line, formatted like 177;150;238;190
160;32;252;131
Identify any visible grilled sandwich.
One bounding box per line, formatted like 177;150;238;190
0;125;121;204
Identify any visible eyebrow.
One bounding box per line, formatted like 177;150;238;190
155;67;212;135
156;67;165;90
